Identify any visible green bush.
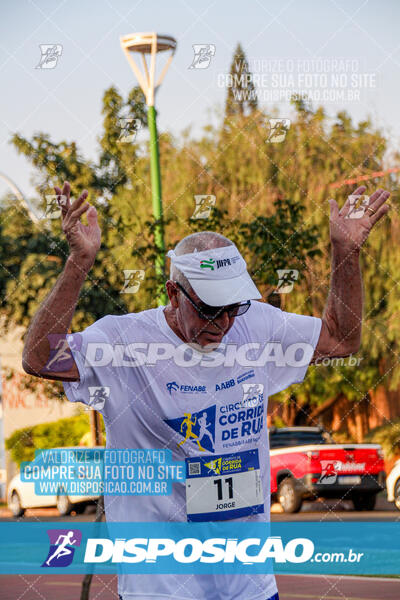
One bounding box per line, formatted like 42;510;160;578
5;413;104;466
364;419;400;459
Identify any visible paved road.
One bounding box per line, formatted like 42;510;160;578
0;574;399;600
1;500;399;521
1;491;398;521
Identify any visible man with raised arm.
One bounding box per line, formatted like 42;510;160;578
23;181;390;600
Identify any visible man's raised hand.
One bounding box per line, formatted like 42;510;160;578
54;181;101;271
329;186;390;252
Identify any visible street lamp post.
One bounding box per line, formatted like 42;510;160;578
120;32;177;305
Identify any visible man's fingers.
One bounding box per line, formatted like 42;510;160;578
70;190;88;212
367;188;384;205
368;189;390;212
86;205;98;226
61;181;71;201
369;203;390;226
352;185;367;196
70;202;90;221
54;184;70;215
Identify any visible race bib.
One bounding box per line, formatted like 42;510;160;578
185;449;264;522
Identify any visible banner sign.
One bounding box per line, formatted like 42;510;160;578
0;522;399;575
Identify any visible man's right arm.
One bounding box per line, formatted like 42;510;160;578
22;181;101;382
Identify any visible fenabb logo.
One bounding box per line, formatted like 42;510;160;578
84;536;314;564
42;529;82;567
166;381;207;395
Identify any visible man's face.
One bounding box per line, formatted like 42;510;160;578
166;281;236;348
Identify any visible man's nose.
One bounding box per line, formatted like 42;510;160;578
212;309;230;330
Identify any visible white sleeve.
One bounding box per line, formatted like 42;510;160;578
263;305;322;396
62;315;122;414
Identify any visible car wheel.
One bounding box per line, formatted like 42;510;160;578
394;480;400;511
352;492;377;511
72;502;87;514
278;477;303;513
56;493;73;516
9;491;25;518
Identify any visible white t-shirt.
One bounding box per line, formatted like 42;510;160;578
63;300;321;600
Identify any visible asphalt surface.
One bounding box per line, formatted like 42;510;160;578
0;574;399;600
1;497;399;521
0;498;399;599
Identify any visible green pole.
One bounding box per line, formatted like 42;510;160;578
147;105;167;305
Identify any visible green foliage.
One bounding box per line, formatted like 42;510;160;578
224;42;258;119
364;419;400;459
5;413;105;466
2;42;399;426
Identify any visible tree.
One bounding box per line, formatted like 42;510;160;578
2;43;399;441
224;42;258;118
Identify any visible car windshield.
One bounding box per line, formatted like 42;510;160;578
269;429;331;449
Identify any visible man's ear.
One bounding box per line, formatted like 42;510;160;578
165;280;179;308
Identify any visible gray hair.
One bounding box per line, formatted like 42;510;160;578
169;231;234;291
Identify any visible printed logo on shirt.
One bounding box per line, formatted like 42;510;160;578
204;457;222;474
164;405;216;453
166;382;207;395
218;386;264;448
237;369;255;384
242;383;264;407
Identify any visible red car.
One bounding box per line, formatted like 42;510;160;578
270;426;386;513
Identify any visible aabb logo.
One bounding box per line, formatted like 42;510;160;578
42;529;82;567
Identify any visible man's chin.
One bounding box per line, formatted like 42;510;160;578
188;334;224;353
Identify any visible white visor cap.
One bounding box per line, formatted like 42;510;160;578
167;244;262;306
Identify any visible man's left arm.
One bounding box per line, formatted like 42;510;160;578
312;185;390;363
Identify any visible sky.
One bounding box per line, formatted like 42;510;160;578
0;0;400;203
